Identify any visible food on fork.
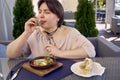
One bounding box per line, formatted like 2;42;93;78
79;58;93;75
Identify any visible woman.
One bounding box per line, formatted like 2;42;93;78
6;0;95;59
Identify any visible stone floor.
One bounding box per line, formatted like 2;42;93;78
96;21;120;47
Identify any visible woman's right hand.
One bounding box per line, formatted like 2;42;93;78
24;17;39;33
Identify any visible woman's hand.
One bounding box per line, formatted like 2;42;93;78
45;44;61;57
24;17;39;33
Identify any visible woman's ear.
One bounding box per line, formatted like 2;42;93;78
57;18;59;22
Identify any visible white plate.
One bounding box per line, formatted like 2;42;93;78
71;61;105;77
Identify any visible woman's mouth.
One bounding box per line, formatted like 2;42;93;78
40;21;46;25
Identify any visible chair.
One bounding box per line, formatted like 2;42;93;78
88;37;120;57
0;41;33;58
0;41;11;57
0;41;11;45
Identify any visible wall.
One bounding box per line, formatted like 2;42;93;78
61;0;78;12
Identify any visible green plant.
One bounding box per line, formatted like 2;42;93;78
13;0;35;39
98;0;106;9
75;0;98;37
63;21;66;25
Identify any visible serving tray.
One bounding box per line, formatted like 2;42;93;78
22;62;63;76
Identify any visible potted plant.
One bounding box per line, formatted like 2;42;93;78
75;0;98;37
13;0;35;39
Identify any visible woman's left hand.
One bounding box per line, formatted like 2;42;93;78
45;44;60;57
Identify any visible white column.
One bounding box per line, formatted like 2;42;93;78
32;0;39;17
95;0;98;21
0;0;8;41
5;0;15;40
105;0;115;28
106;0;115;24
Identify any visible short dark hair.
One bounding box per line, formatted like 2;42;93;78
38;0;64;27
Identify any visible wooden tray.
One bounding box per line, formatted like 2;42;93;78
22;62;63;76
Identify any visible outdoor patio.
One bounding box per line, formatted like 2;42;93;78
65;20;120;48
96;21;120;47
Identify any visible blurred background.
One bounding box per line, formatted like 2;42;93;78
0;0;120;41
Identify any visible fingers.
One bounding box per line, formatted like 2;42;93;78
46;45;53;52
24;17;40;33
27;18;39;26
26;21;36;27
46;47;51;52
46;45;55;55
45;44;61;58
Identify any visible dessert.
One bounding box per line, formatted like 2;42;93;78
79;58;93;75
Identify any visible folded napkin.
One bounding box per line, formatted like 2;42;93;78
7;58;75;80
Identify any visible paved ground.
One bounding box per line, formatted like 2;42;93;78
96;21;120;47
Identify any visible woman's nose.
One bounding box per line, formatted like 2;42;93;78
39;12;44;18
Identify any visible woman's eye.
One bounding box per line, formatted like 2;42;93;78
45;11;50;14
38;10;51;14
39;11;41;14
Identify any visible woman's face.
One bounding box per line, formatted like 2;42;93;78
38;2;59;30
